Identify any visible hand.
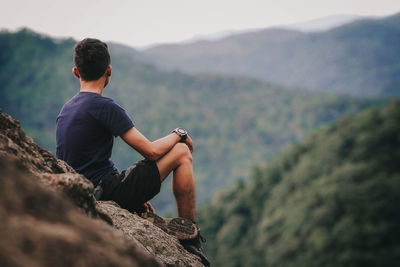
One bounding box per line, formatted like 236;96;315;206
184;135;194;153
144;201;155;214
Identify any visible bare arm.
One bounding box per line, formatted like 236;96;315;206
121;127;193;161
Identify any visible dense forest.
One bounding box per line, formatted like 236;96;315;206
198;100;400;267
139;12;400;96
0;29;386;214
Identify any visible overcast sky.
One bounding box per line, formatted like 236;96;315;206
1;0;399;48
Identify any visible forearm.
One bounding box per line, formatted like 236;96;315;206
150;133;181;160
121;127;185;161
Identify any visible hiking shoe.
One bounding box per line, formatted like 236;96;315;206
141;211;198;240
179;229;210;266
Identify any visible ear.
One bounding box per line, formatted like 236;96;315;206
72;67;80;79
106;65;112;77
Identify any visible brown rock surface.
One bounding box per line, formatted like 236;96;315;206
0;110;98;217
0;110;205;266
0;157;161;267
97;201;204;267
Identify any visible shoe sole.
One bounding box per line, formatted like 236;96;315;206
180;242;210;266
144;212;198;240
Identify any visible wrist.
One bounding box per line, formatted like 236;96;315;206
172;127;188;142
172;132;182;142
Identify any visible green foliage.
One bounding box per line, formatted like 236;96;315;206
198;100;400;267
0;29;386;215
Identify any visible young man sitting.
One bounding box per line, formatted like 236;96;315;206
56;38;209;266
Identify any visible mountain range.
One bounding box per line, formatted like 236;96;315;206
0;28;385;215
1;11;399;266
136;12;400;96
171;14;362;45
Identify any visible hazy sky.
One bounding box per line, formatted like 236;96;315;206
1;0;399;48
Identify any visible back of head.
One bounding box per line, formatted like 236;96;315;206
74;38;111;81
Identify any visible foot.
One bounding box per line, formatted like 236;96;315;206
140;211;198;240
179;229;210;266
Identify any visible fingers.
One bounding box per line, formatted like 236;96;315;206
186;142;193;153
185;135;194;153
146;201;155;213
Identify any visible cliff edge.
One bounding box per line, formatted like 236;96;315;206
0;110;204;267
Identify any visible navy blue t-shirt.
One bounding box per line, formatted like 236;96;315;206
56;92;134;186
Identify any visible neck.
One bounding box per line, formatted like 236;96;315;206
79;77;107;95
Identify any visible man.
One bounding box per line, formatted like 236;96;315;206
56;38;209;266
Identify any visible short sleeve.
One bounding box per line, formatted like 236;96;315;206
100;99;134;136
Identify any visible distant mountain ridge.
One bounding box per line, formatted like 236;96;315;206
138;12;400;96
180;14;362;44
282;14;363;32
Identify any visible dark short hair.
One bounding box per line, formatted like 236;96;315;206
73;38;111;81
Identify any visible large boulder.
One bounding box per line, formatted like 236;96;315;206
0;110;204;266
0;156;161;267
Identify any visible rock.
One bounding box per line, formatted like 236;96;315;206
97;201;204;267
0;110;205;266
0;156;161;267
0;111;98;217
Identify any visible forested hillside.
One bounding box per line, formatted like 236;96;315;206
0;29;385;214
140;13;400;96
198;100;400;267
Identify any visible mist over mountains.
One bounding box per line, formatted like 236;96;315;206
1;9;399;267
0;28;385;215
180;14;362;44
282;14;363;32
136;12;400;96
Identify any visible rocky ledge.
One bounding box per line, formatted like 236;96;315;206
0;110;204;267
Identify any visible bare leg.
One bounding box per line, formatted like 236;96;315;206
156;143;196;221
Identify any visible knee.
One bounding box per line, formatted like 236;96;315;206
174;143;192;163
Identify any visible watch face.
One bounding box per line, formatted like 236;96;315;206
177;128;186;134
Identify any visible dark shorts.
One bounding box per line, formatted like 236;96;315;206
98;159;161;213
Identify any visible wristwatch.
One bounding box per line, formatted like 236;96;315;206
172;127;188;142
